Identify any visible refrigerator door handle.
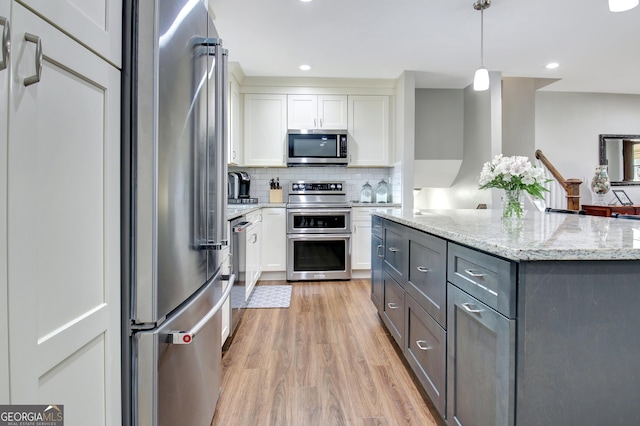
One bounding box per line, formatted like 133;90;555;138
170;274;235;344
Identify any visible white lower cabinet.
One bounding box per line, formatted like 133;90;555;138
245;210;262;299
0;0;9;405
261;208;286;272
5;4;121;424
352;207;374;270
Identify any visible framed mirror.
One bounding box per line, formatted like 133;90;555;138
599;134;640;185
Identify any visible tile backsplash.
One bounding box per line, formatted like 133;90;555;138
229;166;396;203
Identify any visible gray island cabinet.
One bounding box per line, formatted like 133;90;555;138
371;209;640;426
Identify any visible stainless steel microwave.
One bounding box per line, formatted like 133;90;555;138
286;130;348;166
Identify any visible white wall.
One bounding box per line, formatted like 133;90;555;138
535;92;640;205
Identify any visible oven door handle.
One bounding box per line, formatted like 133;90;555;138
287;208;352;215
287;233;351;241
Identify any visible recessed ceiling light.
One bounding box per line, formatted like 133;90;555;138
299;64;311;71
299;0;313;2
546;62;560;69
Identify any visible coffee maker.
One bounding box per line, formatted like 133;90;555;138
228;171;251;199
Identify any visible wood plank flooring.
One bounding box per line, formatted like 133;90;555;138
212;279;444;426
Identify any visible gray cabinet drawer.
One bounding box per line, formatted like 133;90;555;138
371;233;383;312
383;221;408;284
407;231;447;328
447;243;516;318
382;270;405;348
405;293;446;418
371;215;383;238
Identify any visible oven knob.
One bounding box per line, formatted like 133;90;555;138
330;184;335;189
292;183;298;190
336;184;342;190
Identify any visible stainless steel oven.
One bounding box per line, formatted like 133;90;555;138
286;181;352;281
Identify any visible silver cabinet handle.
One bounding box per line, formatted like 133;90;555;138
417;266;430;273
464;268;485;278
416;340;432;351
24;33;43;86
0;16;9;71
388;247;399;253
251;233;258;244
376;244;383;258
170;274;235;344
387;302;399;310
313;118;316;128
319;118;323;128
461;302;483;314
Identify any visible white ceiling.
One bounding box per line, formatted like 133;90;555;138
209;0;640;94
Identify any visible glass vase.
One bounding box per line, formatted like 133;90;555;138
590;165;610;206
502;189;525;219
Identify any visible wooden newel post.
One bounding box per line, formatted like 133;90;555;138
535;150;583;211
565;178;582;211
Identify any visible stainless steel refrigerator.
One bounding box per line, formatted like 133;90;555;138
122;1;232;425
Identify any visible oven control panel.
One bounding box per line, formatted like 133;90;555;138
290;181;345;193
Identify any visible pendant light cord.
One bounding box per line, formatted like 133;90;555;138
480;6;484;67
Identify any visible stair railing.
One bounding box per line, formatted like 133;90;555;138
535;150;582;211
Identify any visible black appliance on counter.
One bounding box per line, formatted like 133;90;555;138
228;171;252;200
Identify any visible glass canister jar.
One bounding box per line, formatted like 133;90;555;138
375;179;389;203
590;165;610;205
360;181;372;203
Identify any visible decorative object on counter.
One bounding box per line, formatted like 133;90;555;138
375;179;389;203
479;154;549;219
612;189;632;206
269;176;283;203
360;181;373;203
590;165;611;205
228;197;258;204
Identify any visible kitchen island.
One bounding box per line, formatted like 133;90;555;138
371;209;640;426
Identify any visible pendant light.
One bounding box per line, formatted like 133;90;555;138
608;0;639;12
473;0;491;91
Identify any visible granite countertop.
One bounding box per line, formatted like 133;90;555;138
374;209;640;261
227;203;286;220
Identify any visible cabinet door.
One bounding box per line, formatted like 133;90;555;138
244;94;286;166
371;234;383;312
405;294;446;418
318;95;347;129
407;231;447;327
17;0;122;67
287;94;317;129
261;208;286;271
227;76;242;165
353;219;372;270
348;95;391;166
8;5;120;424
0;0;9;404
447;284;515;426
382;270;405;348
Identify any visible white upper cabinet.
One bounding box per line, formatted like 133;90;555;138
348;95;392;167
17;0;122;67
227;75;242;165
244;94;287;166
288;94;348;129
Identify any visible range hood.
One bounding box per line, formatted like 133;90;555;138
413;159;463;188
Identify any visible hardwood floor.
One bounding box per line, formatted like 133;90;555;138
212;279;443;426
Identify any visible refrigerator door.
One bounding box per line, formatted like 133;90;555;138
134;0;209;323
134;270;232;426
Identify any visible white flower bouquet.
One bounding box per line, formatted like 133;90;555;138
479;154;549;218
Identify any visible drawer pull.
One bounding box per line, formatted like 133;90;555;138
376;244;383;258
387;302;399;310
416;266;430;273
464;269;486;278
461;302;483;314
388;247;399;253
416;340;432;351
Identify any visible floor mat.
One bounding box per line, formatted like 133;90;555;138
245;285;292;309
